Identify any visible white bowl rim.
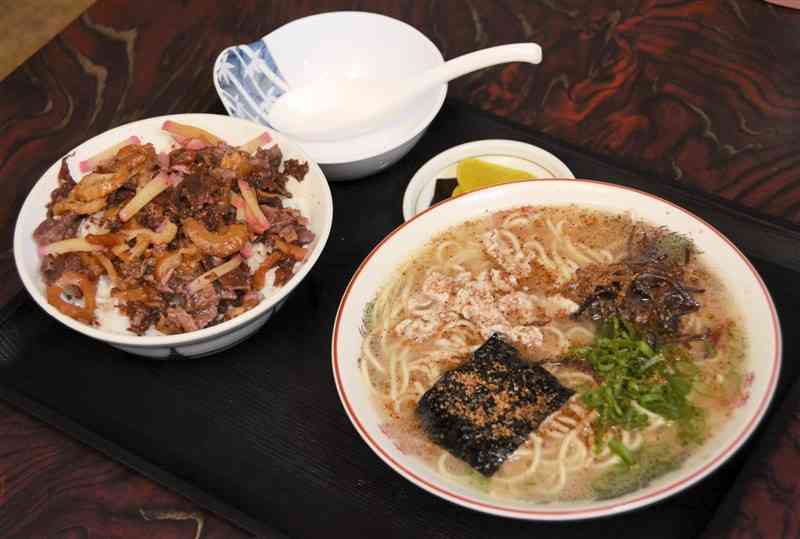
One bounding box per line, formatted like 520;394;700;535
402;139;576;221
14;112;333;348
212;10;448;165
332;178;782;520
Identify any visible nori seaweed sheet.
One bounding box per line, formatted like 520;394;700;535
417;334;574;476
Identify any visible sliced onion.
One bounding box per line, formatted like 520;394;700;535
119;172;177;222
237;180;269;233
171;164;191;174
128;236;151;259
239;132;272;154
155;251;182;283
39;237;104;256
186;255;242;294
111;243;130;260
94;253;119;283
157;152;170;170
161;121;222;145
185;138;207;150
231;193;246;222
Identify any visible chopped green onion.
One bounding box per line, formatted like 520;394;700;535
573;316;707;449
608;438;635;466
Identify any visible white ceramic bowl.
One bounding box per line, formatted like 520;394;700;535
333;179;781;519
402;139;575;220
14;114;333;359
213;11;447;180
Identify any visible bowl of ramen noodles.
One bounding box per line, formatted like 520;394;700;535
332;179;780;519
14;114;333;358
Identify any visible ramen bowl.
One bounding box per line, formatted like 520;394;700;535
332;179;780;519
14;114;333;359
213;11;447;180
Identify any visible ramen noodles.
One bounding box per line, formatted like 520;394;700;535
358;206;747;501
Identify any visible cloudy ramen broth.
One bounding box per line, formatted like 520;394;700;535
358;205;747;502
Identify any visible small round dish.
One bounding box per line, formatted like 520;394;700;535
402;140;574;221
334;179;780;520
214;11;447;181
14;114;333;359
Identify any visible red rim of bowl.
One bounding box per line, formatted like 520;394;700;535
331;178;782;520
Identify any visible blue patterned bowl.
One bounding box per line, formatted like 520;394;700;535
214;39;289;129
213;12;447;180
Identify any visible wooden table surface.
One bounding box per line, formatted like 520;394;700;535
1;1;799;537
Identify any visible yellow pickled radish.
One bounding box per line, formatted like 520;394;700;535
452;158;535;196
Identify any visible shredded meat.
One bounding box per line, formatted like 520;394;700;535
40;253;89;286
32;124;314;335
283;159;309;181
168;148;198;166
179;172;218;210
218;266;250;291
126;301;161;335
33;213;81;246
47;156;76;216
185;285;220;329
137;201;167;230
273;257;295;287
107;187;135;207
260;206;314;246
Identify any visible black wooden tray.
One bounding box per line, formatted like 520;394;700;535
2;101;798;538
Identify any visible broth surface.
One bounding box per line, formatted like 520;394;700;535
359;206;747;501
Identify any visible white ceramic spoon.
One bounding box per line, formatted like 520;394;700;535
266;43;542;142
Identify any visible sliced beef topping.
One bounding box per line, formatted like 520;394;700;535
33;212;81;246
168;148;198;167
195;203;235;231
136;200;167;230
296;227;315;245
283;159;309;181
107;186;135;207
179;172;216;210
185;285;220;329
41;252;88;286
273;257;296;287
125;301;161;335
33;125;313;335
260;206;314;246
256;190;284;208
176;169;231;229
255;145;283;169
218;266;250;291
156;308;185;334
47;156;77;216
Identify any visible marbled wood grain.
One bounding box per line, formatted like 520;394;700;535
701;377;800;539
0;401;252;538
0;0;266;308
3;0;800;309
